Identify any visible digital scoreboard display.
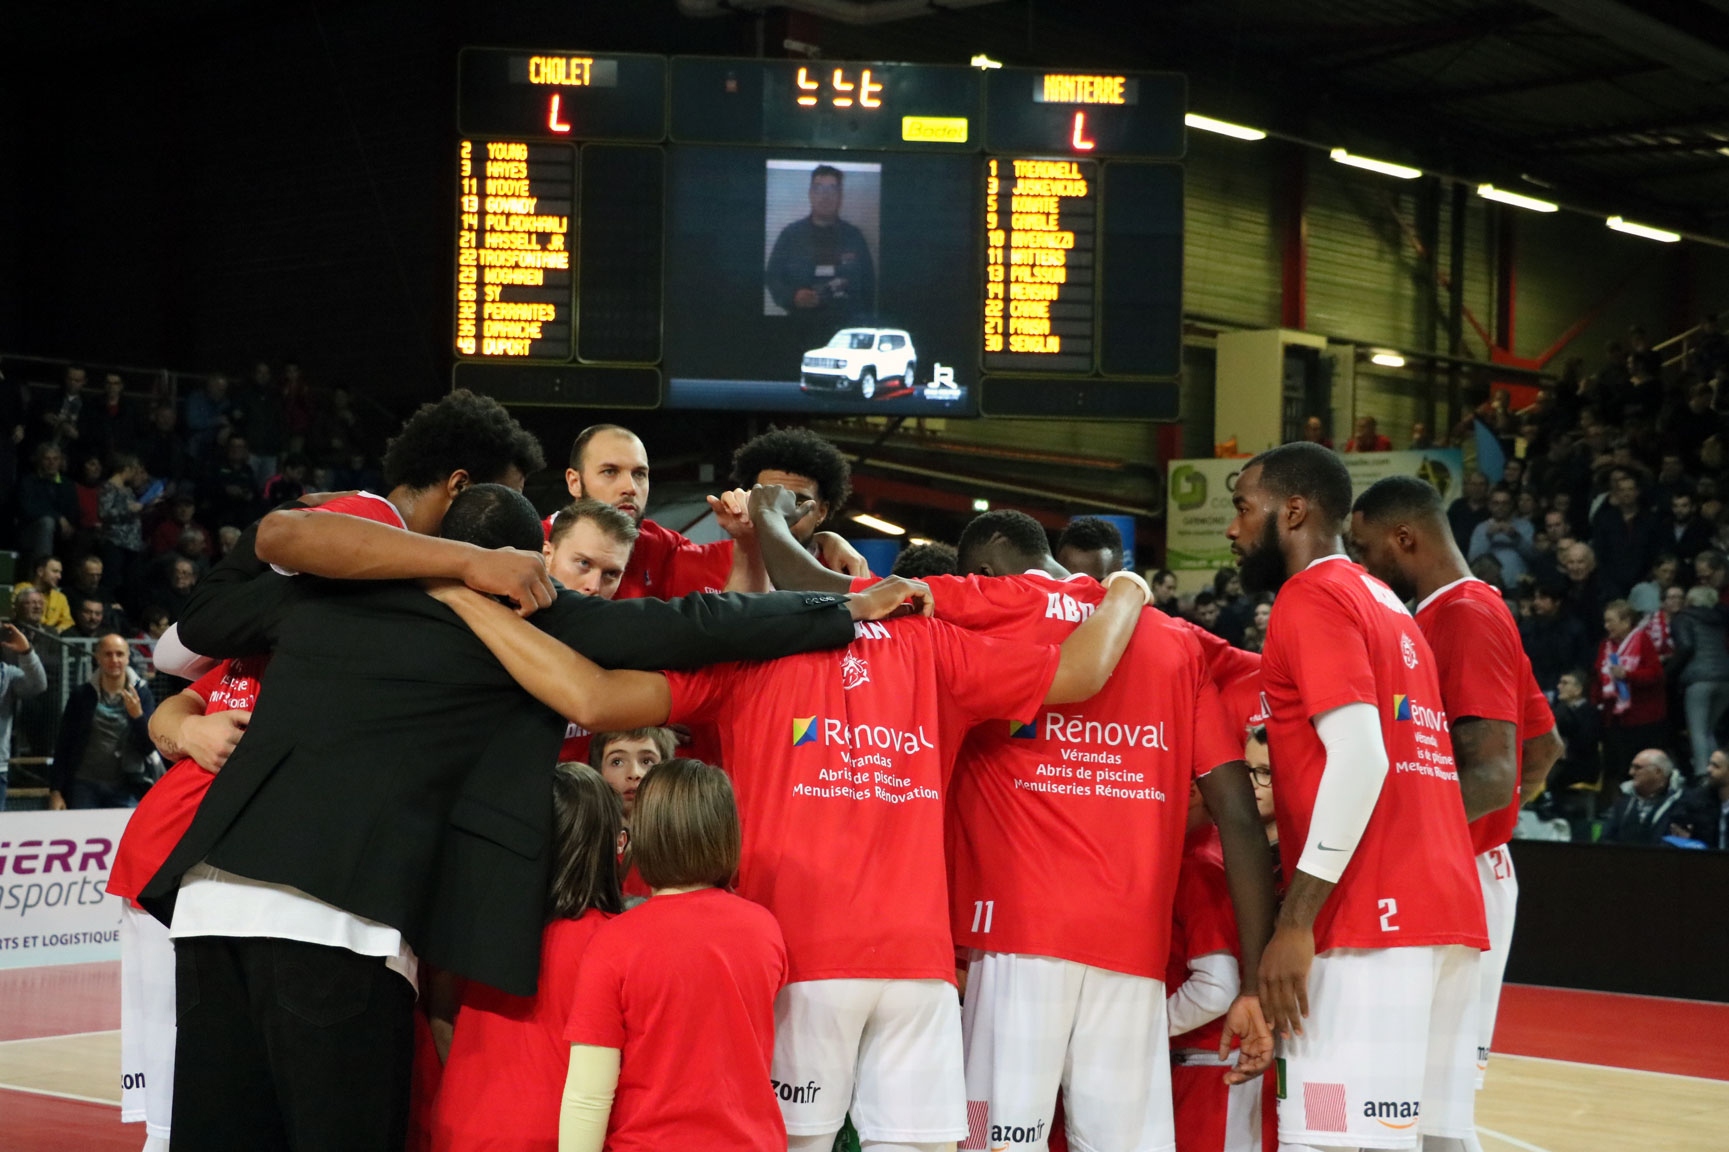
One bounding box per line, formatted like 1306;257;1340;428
451;49;1186;420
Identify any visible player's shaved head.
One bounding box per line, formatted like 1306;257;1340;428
1349;475;1463;603
1244;442;1354;530
439;483;545;553
957;510;1052;576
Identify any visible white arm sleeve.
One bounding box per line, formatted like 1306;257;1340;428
1166;951;1238;1037
1296;702;1391;883
151;624;221;681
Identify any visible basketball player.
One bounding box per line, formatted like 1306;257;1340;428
1349;476;1563;1149
1227;442;1487;1152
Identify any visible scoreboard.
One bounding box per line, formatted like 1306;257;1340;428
452;49;1186;420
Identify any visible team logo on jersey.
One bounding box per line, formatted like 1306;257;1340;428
1253;691;1273;724
840;652;871;691
1393;694;1412;721
792;717;820;746
1008;718;1039;739
1400;633;1419;669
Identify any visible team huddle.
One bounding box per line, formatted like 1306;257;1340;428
101;391;1553;1152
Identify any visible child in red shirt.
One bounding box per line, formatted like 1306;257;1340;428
561;759;789;1152
430;764;625;1152
586;727;677;901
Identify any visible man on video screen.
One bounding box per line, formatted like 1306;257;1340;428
765;164;876;327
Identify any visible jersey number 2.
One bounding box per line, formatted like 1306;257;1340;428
971;900;995;933
1378;898;1400;932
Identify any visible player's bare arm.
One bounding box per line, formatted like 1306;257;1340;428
147;687;208;765
1261;871;1332;1037
1521;726;1563;802
256;509;556;617
1044;571;1150;703
1451;716;1519;821
707;488;773;594
1196;760;1278;1081
746;483;857;594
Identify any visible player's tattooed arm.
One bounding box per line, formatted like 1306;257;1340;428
1520;725;1563;802
1451;716;1518;821
1259;871;1334;1039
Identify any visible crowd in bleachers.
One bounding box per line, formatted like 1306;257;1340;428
0;358;391;800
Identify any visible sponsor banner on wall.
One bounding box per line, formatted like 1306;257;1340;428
0;808;132;969
1165;449;1464;573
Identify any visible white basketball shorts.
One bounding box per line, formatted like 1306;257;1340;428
772;977;966;1143
119;902;176;1140
961;950;1173;1152
1275;945;1479;1149
1475;845;1519;1089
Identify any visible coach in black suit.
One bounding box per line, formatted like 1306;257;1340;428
143;486;886;1152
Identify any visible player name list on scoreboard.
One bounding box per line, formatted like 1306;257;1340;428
981;157;1097;374
454;139;576;360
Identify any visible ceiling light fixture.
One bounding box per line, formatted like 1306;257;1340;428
1606;216;1680;243
970;54;1002;70
1185;113;1266;141
1329;148;1421;179
1477;184;1557;212
850;512;906;536
972;498;991;512
1370;351;1406;368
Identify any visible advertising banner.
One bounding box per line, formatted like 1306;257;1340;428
1165;449;1464;574
0;807;133;969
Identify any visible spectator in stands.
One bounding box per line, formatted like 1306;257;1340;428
0;621;48;812
81;372;140;459
262;453;309;506
1668;585;1729;782
1300;415;1331;448
1150;568;1179;612
149;493;208;556
334;448;382;494
69;593;121;641
1055;516;1123;581
1697;548;1728;595
10;588;60;760
39;364;87;446
134;604;172;675
1693;315;1728;382
1562;542;1610;641
1469;485;1536;586
1343;414;1391;452
14;555;71;632
1212;566;1253;646
1599;749;1683;846
48;632;157;810
1598;599;1667;790
202;434;260;529
1672;747;1729;850
1664;491;1713;571
1592;470;1661;600
136;402;188;484
1189;589;1221;635
16;441;80;565
1470;553;1508;596
238;366;287;485
182;373;232;459
67;554;119;619
1646;584;1683;664
1630;554;1681;616
1408;421;1433;450
156;557;199;622
13;587;51;643
99;453;153;612
1527;508;1572;586
72;453;104;540
1548;669;1602;838
1627;325;1662;380
890;542;958;579
216;525;242;560
1448;470;1492;554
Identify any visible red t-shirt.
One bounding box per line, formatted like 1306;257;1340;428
543;514;733;601
1260;556;1487;951
107;656;267;903
1216;664;1270;745
1414;577;1557;855
1165;827;1240;1052
918;573;1238;976
666;616;1060;984
1595;627;1665;728
433;910;611;1152
564;889;787;1152
108;492;404;904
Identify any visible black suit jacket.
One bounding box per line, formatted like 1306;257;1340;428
141;532;855;994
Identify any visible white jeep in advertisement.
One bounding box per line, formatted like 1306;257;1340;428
799;328;917;400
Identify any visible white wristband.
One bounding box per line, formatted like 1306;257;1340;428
1103;569;1152;605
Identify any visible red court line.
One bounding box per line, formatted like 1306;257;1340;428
0;1089;134;1152
0;961;120;1041
1496;983;1729;1081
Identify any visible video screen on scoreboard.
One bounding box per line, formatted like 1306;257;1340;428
663;146;979;415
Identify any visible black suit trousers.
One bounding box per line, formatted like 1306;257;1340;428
171;936;414;1152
